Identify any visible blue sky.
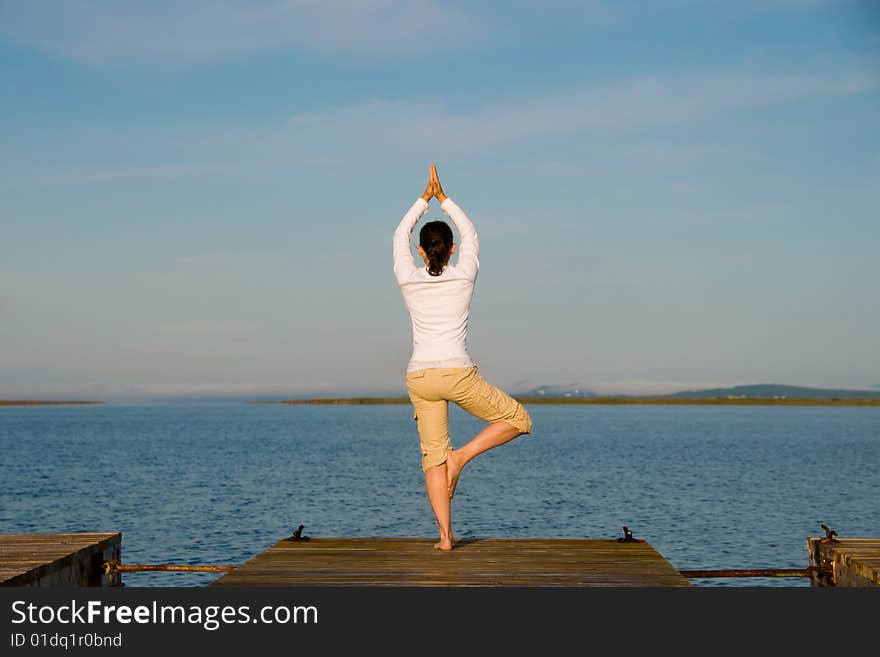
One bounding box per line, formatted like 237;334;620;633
1;1;878;400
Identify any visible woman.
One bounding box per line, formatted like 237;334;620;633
392;164;533;551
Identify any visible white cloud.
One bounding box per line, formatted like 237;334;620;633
0;380;338;400
0;0;483;63
757;0;838;8
4;69;876;189
277;70;879;156
587;379;754;396
175;252;282;267
13;161;251;186
156;320;264;336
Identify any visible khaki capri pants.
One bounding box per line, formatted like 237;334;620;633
406;366;533;472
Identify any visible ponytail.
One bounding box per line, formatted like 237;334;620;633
419;221;454;277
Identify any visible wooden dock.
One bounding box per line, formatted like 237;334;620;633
808;536;880;587
210;536;691;587
0;532;121;587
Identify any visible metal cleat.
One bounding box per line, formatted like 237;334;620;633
285;524;310;541
617;526;641;543
820;523;838;543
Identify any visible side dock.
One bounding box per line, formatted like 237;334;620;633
809;536;880;587
0;533;121;587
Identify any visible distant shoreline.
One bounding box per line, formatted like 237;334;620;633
3;398;877;407
253;396;880;407
0;400;105;406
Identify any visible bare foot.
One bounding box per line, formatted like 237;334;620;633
445;448;463;498
433;536;454;551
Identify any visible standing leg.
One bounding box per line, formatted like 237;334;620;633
407;371;456;549
424;464;453;550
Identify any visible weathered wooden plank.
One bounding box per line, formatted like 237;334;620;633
0;533;122;587
211;537;691;587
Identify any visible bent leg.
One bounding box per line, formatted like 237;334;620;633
445;421;522;499
450;420;522;467
446;368;533;497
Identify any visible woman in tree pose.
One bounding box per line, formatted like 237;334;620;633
392;164;533;551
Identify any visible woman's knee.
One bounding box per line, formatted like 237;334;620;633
505;408;532;435
421;445;451;472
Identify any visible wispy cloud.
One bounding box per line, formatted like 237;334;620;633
0;380;338;400
339;71;877;152
587;379;755;396
175;252;282;267
512;377;778;396
250;69;880;167
0;0;484;64
12;161;252;186
156;320;264;336
757;0;840;8
4;69;876;188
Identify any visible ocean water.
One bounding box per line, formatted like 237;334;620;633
1;402;878;587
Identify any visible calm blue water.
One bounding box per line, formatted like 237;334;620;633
1;402;878;587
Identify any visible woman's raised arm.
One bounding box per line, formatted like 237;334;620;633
432;165;478;280
393;167;434;283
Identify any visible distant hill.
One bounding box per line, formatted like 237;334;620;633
664;384;880;400
519;384;597;398
516;382;880;400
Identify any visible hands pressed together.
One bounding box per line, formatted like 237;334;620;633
421;163;447;204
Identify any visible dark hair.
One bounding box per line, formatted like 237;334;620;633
419;220;454;276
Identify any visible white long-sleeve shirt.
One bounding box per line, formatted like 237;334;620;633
393;197;480;372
